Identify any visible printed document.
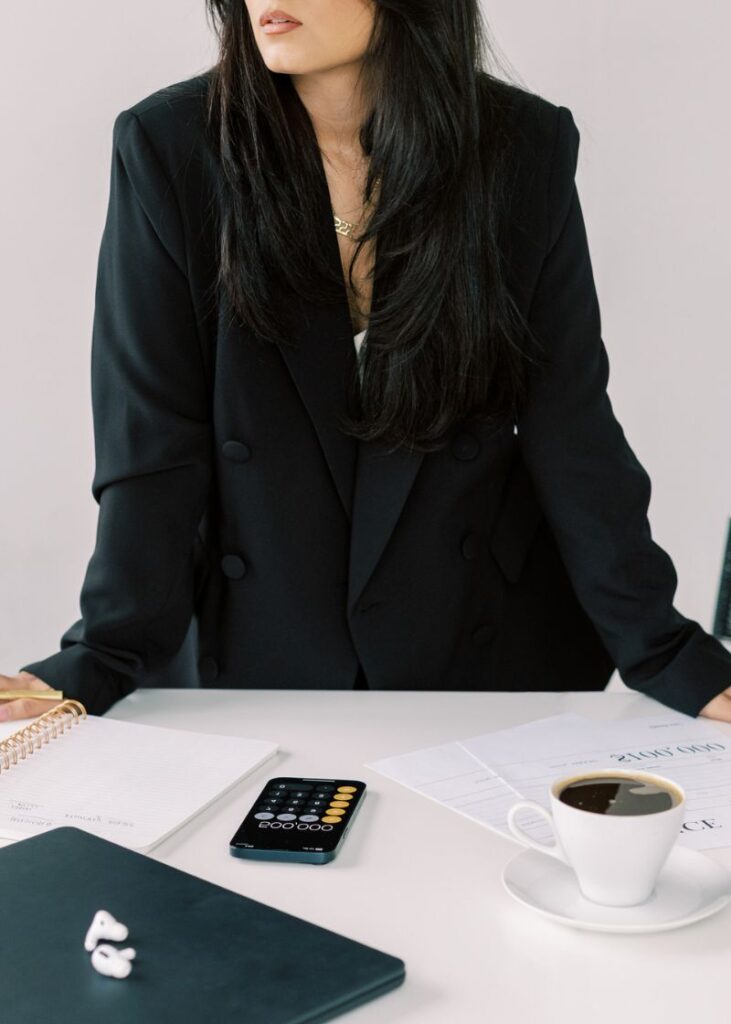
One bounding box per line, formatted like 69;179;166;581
369;711;731;850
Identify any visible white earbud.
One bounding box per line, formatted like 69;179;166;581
90;943;137;980
84;909;129;952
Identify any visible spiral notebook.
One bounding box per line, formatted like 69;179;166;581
0;700;277;852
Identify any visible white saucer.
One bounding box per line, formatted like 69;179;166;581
502;845;731;933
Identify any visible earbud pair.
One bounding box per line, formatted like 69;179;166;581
84;909;137;979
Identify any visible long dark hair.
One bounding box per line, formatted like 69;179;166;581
204;1;536;454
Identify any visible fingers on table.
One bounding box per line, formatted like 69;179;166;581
0;697;62;722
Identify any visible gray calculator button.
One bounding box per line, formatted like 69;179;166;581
299;814;319;822
254;812;274;820
277;813;297;821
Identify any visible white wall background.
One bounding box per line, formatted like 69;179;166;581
1;2;729;682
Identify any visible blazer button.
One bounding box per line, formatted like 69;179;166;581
472;623;496;647
198;655;219;683
222;440;252;463
221;554;247;579
461;531;478;560
451;432;481;460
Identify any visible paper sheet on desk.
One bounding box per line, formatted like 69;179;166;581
367;740;526;834
461;711;731;850
369;711;731;850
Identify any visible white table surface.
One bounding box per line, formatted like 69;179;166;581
92;689;731;1022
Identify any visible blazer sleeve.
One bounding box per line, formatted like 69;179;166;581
516;104;731;716
18;109;212;715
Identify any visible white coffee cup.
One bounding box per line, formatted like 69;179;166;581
506;768;685;907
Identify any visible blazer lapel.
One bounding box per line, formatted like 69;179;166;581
274;186;426;613
347;434;424;613
274;278;360;523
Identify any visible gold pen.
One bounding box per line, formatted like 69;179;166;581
0;690;64;701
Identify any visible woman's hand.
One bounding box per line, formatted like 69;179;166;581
699;688;731;723
0;671;63;722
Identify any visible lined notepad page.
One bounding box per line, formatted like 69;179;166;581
0;717;277;852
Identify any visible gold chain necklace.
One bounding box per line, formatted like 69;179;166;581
333;175;382;238
333;214;358;238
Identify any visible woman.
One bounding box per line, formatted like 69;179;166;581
3;0;731;723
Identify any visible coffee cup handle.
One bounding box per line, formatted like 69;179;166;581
506;800;568;863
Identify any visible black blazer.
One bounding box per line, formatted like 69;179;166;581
20;71;731;717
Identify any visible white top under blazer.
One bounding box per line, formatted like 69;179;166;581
354;328;367;383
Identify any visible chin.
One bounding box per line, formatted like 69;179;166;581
260;53;315;74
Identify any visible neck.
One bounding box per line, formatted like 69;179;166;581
290;64;369;164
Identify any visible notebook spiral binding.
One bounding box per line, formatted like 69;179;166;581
0;699;87;774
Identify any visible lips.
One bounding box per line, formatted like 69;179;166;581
260;9;302;26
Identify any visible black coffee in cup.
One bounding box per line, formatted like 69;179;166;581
557;774;679;816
